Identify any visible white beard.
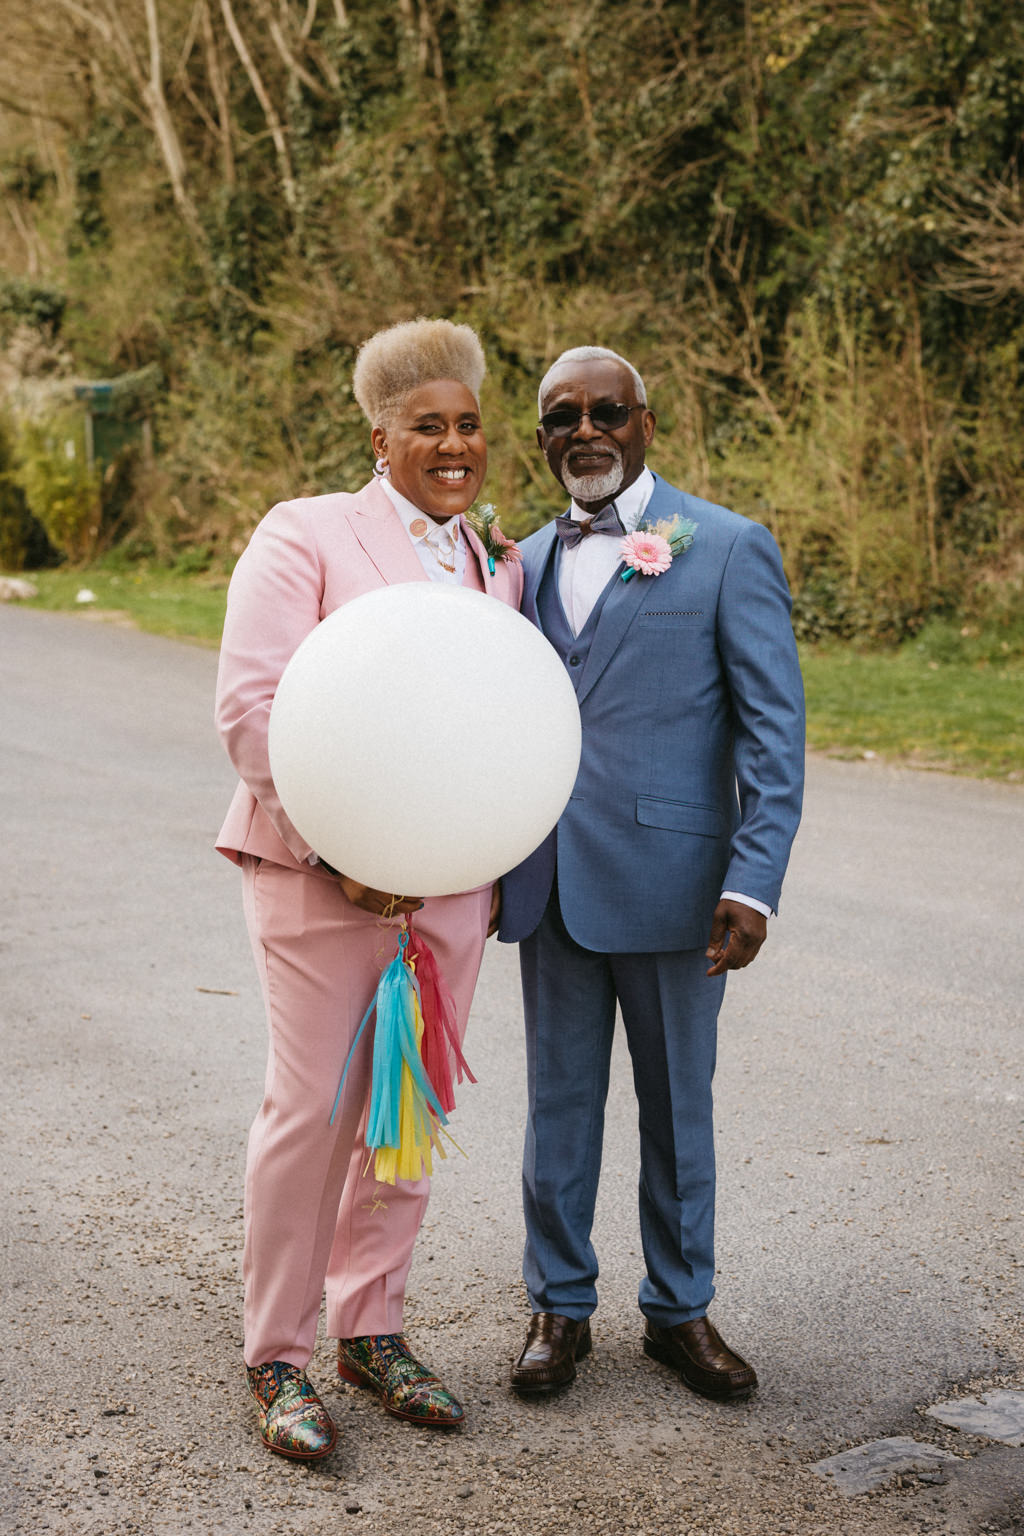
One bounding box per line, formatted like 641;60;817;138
560;446;624;505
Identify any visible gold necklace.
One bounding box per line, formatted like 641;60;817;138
431;533;456;573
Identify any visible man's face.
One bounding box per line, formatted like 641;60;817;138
536;357;656;511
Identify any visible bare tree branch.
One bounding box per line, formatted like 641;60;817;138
0;92;77;131
52;0;115;47
255;0;330;99
43;0;209;254
173;0;204;80
3;193;42;276
199;0;235;186
219;0;298;211
935;174;1024;304
140;0;209;247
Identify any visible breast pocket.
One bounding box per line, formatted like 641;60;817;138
635;796;721;837
640;609;706;624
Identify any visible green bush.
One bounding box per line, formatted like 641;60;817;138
0;278;66;336
912;613;1024;667
789;570;933;645
15;410;104;564
0;414;56;570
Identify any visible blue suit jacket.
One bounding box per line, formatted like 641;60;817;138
499;474;805;952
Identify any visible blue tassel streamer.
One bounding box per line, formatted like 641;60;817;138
329;930;448;1167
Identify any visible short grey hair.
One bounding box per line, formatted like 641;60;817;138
353;318;486;430
537;346;647;415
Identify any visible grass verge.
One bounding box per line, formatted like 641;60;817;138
7;565;1024;782
801;644;1024;781
15;563;229;647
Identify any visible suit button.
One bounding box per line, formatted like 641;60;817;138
569;654;581;666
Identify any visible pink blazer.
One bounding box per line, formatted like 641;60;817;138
214;478;524;870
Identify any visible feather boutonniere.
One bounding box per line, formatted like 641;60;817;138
464;502;522;575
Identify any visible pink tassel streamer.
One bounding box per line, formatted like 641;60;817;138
407;928;477;1115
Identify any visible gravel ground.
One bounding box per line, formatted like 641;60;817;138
1;607;1022;1536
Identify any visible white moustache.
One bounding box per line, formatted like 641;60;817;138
561;443;624;504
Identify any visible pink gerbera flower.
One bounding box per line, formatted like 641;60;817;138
490;523;522;563
619;530;672;576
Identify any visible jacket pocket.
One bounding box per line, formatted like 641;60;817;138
640;609;705;621
635;796;721;837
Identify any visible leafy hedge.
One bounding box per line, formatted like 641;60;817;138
0;1;1022;640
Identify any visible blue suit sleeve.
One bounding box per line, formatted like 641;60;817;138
716;520;805;911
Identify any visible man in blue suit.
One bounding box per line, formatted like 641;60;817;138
500;346;805;1401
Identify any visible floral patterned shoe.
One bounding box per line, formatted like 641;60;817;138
337;1334;464;1427
246;1361;337;1459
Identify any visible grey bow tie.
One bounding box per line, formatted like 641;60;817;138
554;503;623;549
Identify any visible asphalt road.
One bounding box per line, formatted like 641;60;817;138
1;604;1022;1536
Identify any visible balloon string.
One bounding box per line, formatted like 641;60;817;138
374;910;407;970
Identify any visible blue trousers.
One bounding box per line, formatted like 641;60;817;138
519;893;726;1326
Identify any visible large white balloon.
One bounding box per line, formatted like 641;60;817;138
268;583;581;896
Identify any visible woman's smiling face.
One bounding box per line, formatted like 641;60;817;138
374;380;486;522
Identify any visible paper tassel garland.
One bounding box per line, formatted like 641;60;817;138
328;926;476;1184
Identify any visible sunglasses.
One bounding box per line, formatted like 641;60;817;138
539;403;644;437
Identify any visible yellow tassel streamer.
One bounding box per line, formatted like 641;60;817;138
373;987;438;1185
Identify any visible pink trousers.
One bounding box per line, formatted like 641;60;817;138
240;856;490;1368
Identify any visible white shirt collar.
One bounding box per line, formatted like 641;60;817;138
569;466;655;533
381;478;463;546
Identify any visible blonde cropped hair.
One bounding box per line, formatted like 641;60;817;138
353;318;486;429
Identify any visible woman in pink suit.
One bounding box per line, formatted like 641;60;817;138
214;319;523;1460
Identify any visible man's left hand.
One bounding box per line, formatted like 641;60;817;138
705;899;767;976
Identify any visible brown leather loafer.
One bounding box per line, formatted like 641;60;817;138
510;1313;592;1396
643;1316;757;1401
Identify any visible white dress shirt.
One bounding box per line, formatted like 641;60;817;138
554;466;770;923
382;478;466;585
557;468;654;636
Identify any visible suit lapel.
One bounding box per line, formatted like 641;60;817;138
575;477;687;707
574;564;646;706
348;479;428;585
522;524;558;627
461;521;492;594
